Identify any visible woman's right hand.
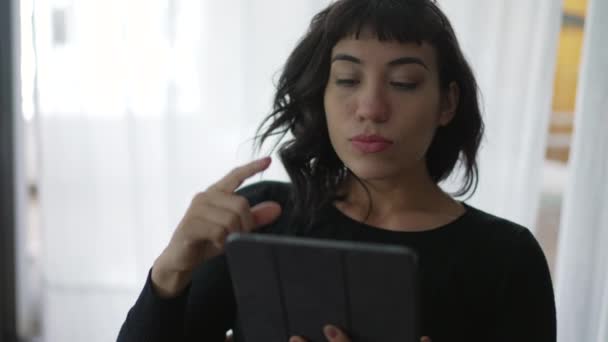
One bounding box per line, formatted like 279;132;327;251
290;325;431;342
151;157;282;298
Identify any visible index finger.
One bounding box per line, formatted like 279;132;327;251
208;157;272;193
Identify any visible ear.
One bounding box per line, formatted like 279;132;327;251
438;81;459;126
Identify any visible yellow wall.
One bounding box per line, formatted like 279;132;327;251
547;0;587;162
563;0;587;17
552;26;585;112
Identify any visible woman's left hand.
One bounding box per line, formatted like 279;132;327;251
289;325;432;342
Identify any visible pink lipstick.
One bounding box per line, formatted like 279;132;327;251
350;134;393;153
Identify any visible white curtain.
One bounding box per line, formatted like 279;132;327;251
438;0;563;230
555;0;608;340
31;1;327;341
26;0;562;341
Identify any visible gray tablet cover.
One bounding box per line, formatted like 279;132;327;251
225;233;419;342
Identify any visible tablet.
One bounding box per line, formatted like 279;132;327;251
225;233;419;342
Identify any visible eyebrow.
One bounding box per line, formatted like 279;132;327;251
331;53;429;70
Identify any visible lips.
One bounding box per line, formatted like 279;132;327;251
350;134;393;153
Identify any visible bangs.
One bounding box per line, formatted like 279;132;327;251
323;0;448;44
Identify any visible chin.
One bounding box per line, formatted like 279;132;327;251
344;159;402;181
341;151;425;182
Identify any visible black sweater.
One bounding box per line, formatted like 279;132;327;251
118;181;556;342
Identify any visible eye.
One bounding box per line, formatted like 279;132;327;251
336;79;360;87
390;81;418;90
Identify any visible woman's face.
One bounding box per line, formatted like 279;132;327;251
324;32;458;181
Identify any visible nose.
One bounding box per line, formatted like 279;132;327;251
355;83;390;123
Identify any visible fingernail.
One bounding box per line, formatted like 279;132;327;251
324;325;338;338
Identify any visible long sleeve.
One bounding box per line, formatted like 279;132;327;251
117;181;289;341
494;229;557;341
117;255;236;342
117;270;191;341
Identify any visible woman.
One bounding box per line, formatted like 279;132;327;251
118;0;556;341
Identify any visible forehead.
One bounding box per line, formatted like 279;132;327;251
331;31;437;69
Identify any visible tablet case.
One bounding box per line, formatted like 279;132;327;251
225;233;419;342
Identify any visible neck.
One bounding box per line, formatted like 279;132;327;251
338;163;457;219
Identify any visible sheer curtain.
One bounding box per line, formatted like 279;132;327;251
438;0;563;230
27;0;562;341
32;1;327;341
555;0;608;340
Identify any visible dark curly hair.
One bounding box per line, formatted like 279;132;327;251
255;0;484;228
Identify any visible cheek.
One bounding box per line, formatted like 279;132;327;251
323;91;341;149
392;97;442;157
325;87;355;116
324;88;355;134
395;90;442;130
